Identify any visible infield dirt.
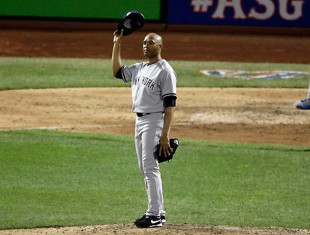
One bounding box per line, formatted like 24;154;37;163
1;87;309;146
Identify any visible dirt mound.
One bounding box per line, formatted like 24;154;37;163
1;224;309;235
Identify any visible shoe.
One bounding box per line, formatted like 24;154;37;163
133;214;146;225
135;215;162;228
134;214;166;225
294;98;310;109
160;215;166;224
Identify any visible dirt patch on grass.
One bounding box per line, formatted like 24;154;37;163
1;87;309;146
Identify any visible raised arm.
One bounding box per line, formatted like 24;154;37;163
112;30;124;76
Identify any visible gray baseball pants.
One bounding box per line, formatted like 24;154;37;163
135;112;165;217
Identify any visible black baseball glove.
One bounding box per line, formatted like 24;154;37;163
154;138;179;163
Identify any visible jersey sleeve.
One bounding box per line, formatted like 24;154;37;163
161;64;177;99
115;63;141;83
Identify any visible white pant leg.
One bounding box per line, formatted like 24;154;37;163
135;113;165;217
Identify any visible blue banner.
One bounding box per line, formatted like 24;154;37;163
168;0;310;27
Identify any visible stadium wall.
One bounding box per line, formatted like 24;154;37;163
0;0;309;36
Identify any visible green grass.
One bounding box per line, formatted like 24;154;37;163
0;57;127;90
171;60;310;88
0;130;309;230
0;57;309;90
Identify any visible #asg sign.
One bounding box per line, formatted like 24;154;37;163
168;0;310;27
191;0;304;21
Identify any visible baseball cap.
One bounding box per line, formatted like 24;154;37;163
116;11;145;36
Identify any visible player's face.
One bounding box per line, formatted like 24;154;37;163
143;35;161;59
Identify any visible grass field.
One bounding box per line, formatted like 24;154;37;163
0;57;310;90
0;130;309;230
0;57;309;231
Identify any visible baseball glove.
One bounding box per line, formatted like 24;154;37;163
154;138;179;163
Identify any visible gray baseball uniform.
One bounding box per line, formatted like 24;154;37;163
116;59;177;217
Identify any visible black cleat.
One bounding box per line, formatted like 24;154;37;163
135;215;162;228
133;214;146;225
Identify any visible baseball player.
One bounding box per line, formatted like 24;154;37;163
112;30;177;228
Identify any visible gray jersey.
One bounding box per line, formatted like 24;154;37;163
119;59;177;113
